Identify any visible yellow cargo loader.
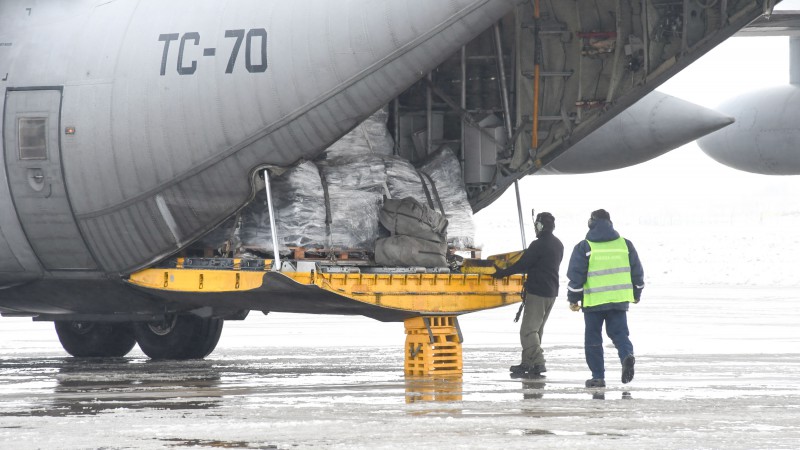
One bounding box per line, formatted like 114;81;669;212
126;252;524;377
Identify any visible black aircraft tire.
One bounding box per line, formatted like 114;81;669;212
133;315;224;360
54;321;137;358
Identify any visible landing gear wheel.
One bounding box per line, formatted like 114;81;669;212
133;315;223;360
54;321;137;357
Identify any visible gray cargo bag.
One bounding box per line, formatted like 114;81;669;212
374;235;448;267
375;197;448;267
378;197;447;243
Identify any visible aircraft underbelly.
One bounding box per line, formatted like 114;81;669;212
0;270;524;324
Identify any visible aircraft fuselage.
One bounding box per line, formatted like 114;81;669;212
0;0;517;283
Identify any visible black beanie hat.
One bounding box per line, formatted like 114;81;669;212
536;212;556;231
590;209;611;221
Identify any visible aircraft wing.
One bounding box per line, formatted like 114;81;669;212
737;9;800;35
470;1;781;211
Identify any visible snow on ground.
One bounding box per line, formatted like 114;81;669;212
1;290;799;450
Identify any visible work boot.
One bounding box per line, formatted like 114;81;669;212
511;370;544;380
509;363;532;374
585;378;606;388
532;364;546;374
621;355;635;384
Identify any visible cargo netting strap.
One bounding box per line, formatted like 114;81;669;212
414;170;435;210
419;171;446;218
316;165;334;254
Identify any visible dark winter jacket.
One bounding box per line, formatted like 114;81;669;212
494;230;564;297
566;219;644;312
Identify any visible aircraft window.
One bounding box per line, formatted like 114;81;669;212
18;118;47;160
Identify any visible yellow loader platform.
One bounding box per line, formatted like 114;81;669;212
126;255;524;377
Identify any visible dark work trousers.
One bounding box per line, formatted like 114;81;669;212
520;293;556;367
583;309;634;380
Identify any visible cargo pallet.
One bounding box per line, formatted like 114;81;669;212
288;247;370;262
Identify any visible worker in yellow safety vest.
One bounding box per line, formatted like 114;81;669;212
566;209;644;389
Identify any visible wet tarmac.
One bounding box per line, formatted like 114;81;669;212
1;287;799;449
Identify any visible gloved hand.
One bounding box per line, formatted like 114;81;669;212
634;297;640;304
569;302;581;312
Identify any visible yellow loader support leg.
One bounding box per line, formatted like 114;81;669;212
404;316;463;377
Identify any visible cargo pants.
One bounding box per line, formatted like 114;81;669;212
520;293;557;367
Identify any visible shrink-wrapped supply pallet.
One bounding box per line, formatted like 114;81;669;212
312;106;393;250
420;148;477;249
316;154;387;250
196;106;478;258
326;187;383;250
316;154;388;192
384;156;429;201
323;106;395;158
236;106;394;253
239;162;327;252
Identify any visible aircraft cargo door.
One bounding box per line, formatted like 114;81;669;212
3;89;97;270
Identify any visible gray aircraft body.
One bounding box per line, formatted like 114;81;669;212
0;0;780;359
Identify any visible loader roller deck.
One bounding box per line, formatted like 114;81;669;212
125;257;524;323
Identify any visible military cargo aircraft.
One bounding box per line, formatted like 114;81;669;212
0;0;783;360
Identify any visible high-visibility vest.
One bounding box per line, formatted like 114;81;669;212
583;237;634;308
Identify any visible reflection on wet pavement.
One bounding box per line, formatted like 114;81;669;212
1;358;223;417
405;378;463;403
0;291;799;449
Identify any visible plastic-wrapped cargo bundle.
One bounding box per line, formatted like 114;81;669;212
316;154;387;250
384;156;428;201
316;154;388;193
202;107;478;257
327;187;383;249
239;162;327;252
420;148;476;249
323;106;395;158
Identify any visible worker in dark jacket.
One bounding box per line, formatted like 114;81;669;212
493;212;564;378
567;209;644;388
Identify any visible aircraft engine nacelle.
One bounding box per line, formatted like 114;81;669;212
538;92;734;175
697;85;800;175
